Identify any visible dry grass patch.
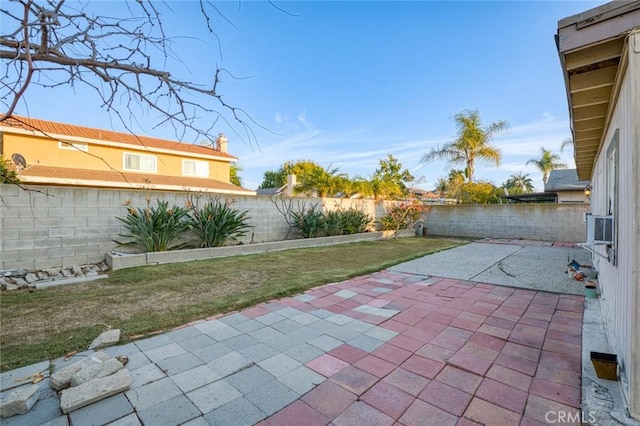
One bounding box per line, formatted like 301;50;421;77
1;237;462;371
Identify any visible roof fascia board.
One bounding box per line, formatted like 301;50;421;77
0;126;237;162
557;2;640;53
19;175;256;195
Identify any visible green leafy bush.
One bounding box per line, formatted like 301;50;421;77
291;206;326;238
291;205;372;238
379;201;429;231
338;207;371;234
188;197;250;247
115;200;190;252
0;155;21;184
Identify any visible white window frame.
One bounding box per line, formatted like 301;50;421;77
58;141;88;152
123;152;157;173
182;159;209;177
605;129;618;265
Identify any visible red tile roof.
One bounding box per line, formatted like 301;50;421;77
19;165;254;194
1;115;237;160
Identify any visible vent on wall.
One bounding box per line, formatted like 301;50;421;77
586;215;614;244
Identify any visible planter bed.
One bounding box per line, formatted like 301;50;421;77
105;230;416;270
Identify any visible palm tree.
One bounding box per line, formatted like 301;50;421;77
502;172;534;195
560;137;573;152
526;147;567;184
295;166;345;197
421;109;508;183
230;163;242;187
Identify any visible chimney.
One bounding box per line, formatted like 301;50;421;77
285;174;297;197
215;133;228;153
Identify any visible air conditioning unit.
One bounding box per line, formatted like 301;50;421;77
586;215;614;244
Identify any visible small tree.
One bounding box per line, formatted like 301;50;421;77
0;155;21;184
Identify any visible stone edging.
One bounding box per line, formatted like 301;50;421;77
106;231;416;271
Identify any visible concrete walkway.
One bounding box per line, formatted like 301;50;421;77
0;239;625;425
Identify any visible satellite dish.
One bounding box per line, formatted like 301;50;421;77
11;153;27;169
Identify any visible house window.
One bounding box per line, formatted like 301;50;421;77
182;159;209;177
123;153;157;173
58;141;88;152
605;129;618;265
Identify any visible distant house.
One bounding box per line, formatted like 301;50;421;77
543;169;590;203
558;1;640;419
0;115;254;195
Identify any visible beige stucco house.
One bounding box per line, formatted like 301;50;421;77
1;115;254;196
557;1;640;419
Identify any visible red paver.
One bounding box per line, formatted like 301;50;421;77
475;377;528;414
434;365;483;393
529;378;581;407
414;343;455;363
265;400;329;426
401;355;445;379
330;366;378;395
388;334;424;352
485;364;532;392
353;355;396;378
301;381;357;418
328;344;368;364
371;343;412;365
399;399;458;426
332;401;394;426
418;380;473;416
463;397;522;425
258;268;585;426
382;368;430;397
361;381;413;420
306;354;349;377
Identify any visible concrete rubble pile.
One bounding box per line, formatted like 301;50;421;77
0;329;128;419
0;261;110;291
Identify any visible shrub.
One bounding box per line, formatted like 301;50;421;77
379;201;429;231
0;155;21;184
188;197;250;247
291;205;326;238
115;200;190;252
291;205;372;238
338;207;371;234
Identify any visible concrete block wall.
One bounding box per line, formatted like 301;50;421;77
0;185;389;270
425;203;589;242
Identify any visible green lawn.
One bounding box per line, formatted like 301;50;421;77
0;237;462;372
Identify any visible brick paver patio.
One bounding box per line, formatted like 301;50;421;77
1;267;585;425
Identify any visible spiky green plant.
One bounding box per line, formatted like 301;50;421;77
188;198;250;247
339;208;371;234
291;206;326;238
115;200;190;252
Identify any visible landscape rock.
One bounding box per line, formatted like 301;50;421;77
61;269;74;278
50;352;111;390
24;273;38;283
89;329;121;350
70;358;124;387
13;278;28;288
59;369;131;413
0;384;40;418
4;284;18;291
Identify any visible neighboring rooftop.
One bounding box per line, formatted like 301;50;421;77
18;165;255;195
0;115;237;160
544;169;591;192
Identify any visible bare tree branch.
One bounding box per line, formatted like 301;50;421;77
0;0;265;147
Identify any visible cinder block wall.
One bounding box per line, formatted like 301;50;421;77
425;204;589;242
0;184;590;270
0;185;391;270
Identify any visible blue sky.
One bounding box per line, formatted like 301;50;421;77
6;1;606;191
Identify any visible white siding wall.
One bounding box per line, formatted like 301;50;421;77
590;32;640;416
